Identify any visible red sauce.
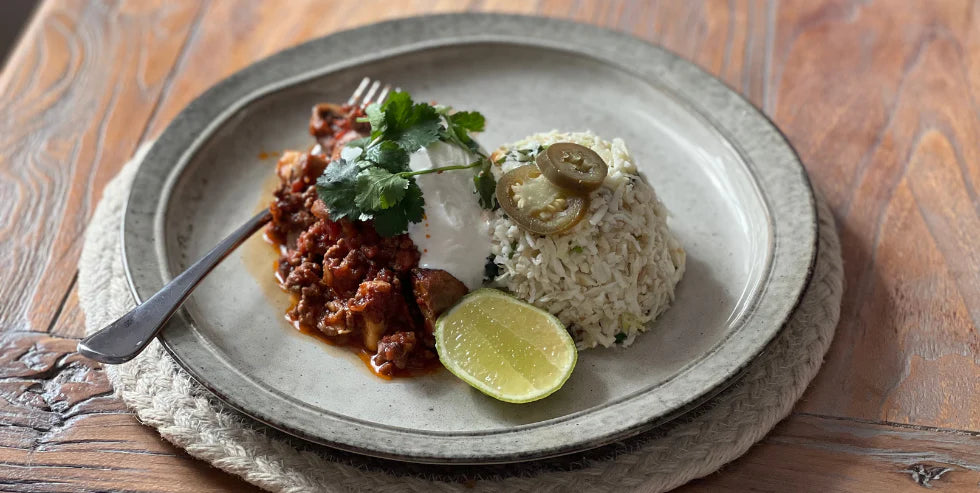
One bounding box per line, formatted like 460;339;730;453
281;292;441;379
262;232;442;380
356;349;441;380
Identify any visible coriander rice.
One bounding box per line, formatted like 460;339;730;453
487;131;685;349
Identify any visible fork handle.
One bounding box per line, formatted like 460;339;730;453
78;209;272;364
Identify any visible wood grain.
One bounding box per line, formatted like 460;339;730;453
2;0;980;491
773;0;980;430
0;330;976;491
682;414;980;492
0;0;204;334
0;332;260;492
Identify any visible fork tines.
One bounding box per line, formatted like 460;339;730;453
347;77;392;108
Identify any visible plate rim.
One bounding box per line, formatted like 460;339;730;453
122;13;817;464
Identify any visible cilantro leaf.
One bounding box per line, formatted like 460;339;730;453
474;163;497;209
339;136;370;162
371;181;425;236
370;91;409;137
371;209;408;237
371;91;441;152
363;141;410;173
355;167;409;211
483;255;500;280
449;111;485;132
313;90;492;236
315;159;360;220
394;108;441;152
442;110;485;155
398;180;426;223
346;136;370;150
365;102;386;135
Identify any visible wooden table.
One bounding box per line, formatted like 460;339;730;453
2;1;979;491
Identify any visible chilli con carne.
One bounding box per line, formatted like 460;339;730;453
266;102;468;378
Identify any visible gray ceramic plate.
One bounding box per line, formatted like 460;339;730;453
124;14;816;464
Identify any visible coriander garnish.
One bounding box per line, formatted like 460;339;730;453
315;91;496;236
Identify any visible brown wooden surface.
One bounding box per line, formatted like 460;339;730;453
2;0;979;491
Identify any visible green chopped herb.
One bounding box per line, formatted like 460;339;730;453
570;245;584;254
483;255;500;281
354;167;410;211
366;91;441;152
362;141;410;173
474;166;497;209
436;105;496;209
448;111;485;133
315;158;361;221
315;91;496;236
371;181;425;237
614;332;628;344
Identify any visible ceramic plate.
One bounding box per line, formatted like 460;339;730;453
123;14;816;464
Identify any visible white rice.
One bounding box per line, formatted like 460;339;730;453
487;131;686;349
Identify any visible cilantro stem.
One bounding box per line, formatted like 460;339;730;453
396;160;485;177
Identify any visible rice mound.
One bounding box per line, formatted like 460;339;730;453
487;131;685;349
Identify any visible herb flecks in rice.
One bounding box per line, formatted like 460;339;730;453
486;131;686;349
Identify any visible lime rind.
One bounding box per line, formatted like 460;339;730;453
434;288;577;404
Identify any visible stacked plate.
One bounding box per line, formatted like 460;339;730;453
123;14;816;464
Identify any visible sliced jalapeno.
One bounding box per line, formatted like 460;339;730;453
535;142;608;192
495;165;589;235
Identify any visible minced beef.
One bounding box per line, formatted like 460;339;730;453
267;102;467;376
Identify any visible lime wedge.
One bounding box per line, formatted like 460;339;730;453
434;288;577;403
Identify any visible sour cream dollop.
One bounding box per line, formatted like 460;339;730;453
407;141;492;290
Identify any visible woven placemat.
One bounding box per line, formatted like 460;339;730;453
78;144;842;492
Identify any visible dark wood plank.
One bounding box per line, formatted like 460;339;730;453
3;0;980;491
2;326;978;491
0;0;204;334
141;0;535;140
48;280;84;339
0;332;261;492
771;0;980;430
680;413;980;492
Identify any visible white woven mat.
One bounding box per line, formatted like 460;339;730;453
78;144;843;492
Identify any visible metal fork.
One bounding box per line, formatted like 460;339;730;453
78;78;392;364
347;77;393;107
